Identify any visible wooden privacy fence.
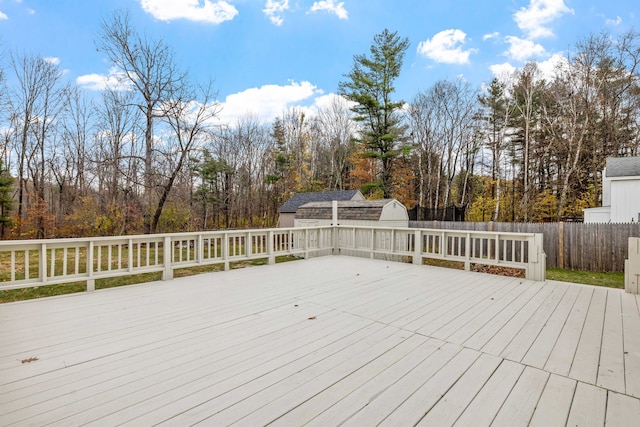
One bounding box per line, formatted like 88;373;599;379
0;225;546;292
411;221;640;272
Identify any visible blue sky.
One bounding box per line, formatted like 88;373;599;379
0;0;636;123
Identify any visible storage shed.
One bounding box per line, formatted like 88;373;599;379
584;156;640;223
294;199;409;228
278;190;365;227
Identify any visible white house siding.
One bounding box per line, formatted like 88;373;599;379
611;179;640;223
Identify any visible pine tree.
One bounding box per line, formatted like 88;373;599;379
339;29;409;198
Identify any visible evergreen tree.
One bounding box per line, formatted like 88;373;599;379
0;159;14;238
339;29;409;198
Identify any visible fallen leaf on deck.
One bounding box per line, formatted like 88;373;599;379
308;316;316;320
21;357;38;364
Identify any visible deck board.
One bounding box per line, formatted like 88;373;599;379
1;255;639;426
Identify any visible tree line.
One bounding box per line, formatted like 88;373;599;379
0;12;639;239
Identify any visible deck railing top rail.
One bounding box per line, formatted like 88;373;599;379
0;225;546;293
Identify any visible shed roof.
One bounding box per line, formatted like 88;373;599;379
278;190;362;213
295;199;396;221
606;156;640;178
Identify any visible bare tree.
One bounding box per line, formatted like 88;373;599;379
8;53;67;237
97;9;188;233
311;96;357;190
511;62;543;221
50;86;94;219
150;81;219;233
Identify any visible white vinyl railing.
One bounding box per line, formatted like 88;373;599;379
0;225;546;292
335;226;546;281
626;237;640;294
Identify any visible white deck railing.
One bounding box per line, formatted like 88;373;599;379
0;226;546;292
336;226;545;281
626;237;640;294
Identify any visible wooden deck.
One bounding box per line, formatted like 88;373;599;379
1;256;639;426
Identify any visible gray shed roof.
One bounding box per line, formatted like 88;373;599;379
295;200;394;221
278;190;362;213
606;156;640;177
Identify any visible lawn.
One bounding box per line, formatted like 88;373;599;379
546;268;624;289
0;255;300;304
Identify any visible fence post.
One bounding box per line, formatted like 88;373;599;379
162;236;173;280
625;237;640;294
558;222;565;269
526;233;546;281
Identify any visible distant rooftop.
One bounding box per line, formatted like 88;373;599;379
606;156;640;177
278;190;362;213
295;199;396;221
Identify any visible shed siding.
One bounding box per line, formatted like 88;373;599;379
278;213;295;228
611;180;640;223
602;168;611;206
380;201;409;222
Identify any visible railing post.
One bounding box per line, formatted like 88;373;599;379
413;230;421;265
223;232;230;271
333;226;339;255
464;233;471;271
526;233;546;281
304;228;309;258
39;243;47;285
268;230;275;264
162;236;173;280
198;234;204;264
625;237;640;294
128;238;134;272
370;228;375;259
87;241;95;292
246;232;252;258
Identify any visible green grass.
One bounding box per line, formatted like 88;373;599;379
0;255;301;304
546;268;624;289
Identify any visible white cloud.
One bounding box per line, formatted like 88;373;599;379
489;62;517;81
26;8;35;15
76;68;131;91
263;0;289;26
489;54;568;87
504;36;546;61
0;11;8;20
44;57;60;65
483;32;500;41
417;29;477;65
537;53;569;80
606;16;622;26
217;80;322;123
308;1;348;20
139;0;238;24
514;0;574;39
